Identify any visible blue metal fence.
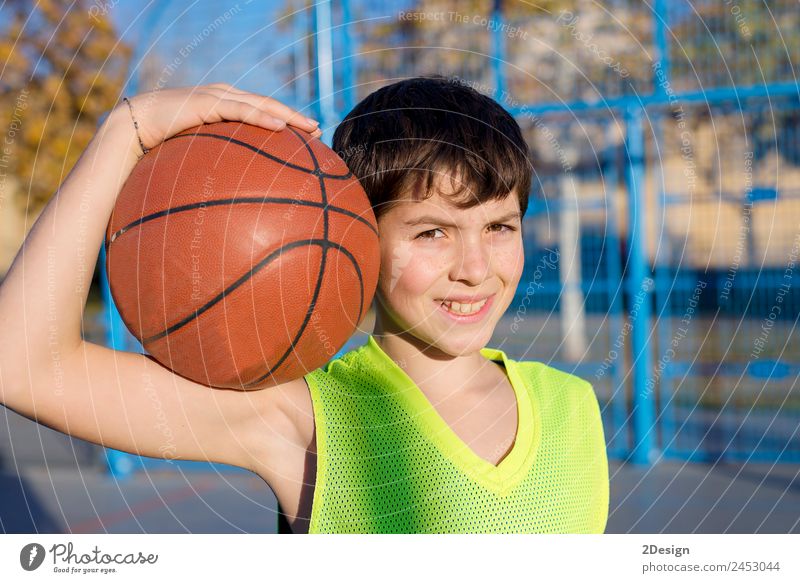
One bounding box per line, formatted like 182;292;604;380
102;0;800;477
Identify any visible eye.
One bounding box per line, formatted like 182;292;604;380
415;228;445;240
489;224;517;234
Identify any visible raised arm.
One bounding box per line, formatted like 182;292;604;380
0;83;319;468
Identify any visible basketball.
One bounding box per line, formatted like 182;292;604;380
104;121;380;389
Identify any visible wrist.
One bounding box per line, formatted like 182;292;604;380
98;104;147;167
121;97;151;157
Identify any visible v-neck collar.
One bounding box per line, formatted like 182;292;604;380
362;335;541;495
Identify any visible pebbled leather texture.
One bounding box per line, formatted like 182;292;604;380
106;121;380;389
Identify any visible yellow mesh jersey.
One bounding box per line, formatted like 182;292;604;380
303;335;609;534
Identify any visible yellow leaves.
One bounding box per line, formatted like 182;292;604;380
23;117;47;147
87;11;114;34
1;1;131;216
37;0;65;24
0;41;15;62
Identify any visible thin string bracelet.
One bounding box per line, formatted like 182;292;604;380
122;97;150;158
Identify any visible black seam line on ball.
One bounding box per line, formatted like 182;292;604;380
164;132;353;180
141;238;354;345
257;126;331;382
240;243;364;389
242;129;365;388
295;127;365;325
108;197;378;243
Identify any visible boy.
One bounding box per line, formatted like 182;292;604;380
0;77;608;534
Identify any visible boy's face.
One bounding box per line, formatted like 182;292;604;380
374;176;525;357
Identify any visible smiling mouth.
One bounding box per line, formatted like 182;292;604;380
437;295;494;315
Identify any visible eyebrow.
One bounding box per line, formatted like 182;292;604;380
404;211;523;227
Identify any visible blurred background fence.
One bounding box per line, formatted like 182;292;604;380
109;0;800;473
3;0;798;477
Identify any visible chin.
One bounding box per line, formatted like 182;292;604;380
427;326;495;356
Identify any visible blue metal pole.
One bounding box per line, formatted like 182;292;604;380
309;4;321;124
313;0;337;146
491;0;506;99
653;113;675;461
604;121;626;458
340;0;356;115
507;80;800;117
652;0;671;98
625;105;656;465
293;3;310;110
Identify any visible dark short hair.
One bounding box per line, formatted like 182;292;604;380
332;76;531;221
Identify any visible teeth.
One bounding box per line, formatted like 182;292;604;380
442;298;487;315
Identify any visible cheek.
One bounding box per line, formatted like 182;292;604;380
378;241;442;298
495;240;525;281
513;243;525;279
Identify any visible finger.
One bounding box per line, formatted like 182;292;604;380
205;82;238;94
255;98;319;131
205;98;288;131
206;88;319;132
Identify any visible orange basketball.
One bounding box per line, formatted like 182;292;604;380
105;121;380;389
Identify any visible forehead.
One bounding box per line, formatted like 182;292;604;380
385;190;520;225
382;172;520;223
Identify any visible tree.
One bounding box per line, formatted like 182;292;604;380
0;0;131;217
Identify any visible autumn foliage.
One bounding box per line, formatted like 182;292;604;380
0;0;131;216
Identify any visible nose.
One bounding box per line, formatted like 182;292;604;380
448;236;491;285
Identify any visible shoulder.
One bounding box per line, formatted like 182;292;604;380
303;341;375;396
512;358;591;387
276;375;316;447
239;375;315;473
262;343;371;451
512;359;599;407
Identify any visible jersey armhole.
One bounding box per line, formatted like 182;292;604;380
579;379;610;534
303;371;328;534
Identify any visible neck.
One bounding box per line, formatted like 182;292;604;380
372;305;496;403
